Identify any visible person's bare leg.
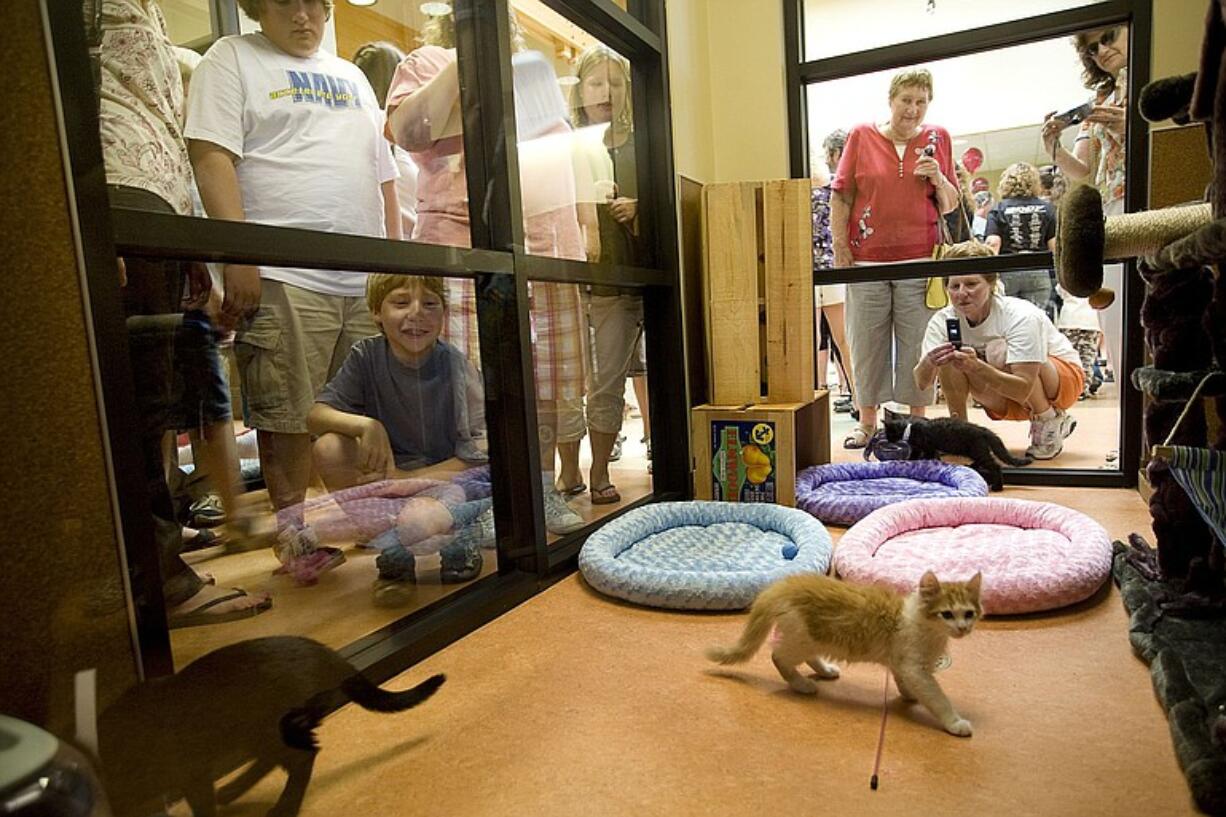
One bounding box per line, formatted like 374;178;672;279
936;366;971;420
198;421;242;527
959;366;1014;418
817;346;830;389
1018;361;1060;415
556;439;583;492
859;404;878;430
312;432;374;493
824;304;854;400
633;374;650;441
909;405;927;418
588;429;618;492
258;430;313;527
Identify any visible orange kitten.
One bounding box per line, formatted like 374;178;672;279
706;571;982;737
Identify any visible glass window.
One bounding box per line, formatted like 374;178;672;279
534;283;655;543
111;252;496;667
802;0;1106;61
821;267;1121;472
159;0;213;46
806;27;1131;271
507;9;647;268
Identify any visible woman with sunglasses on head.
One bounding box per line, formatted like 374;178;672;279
1039;25;1128;210
1038;24;1128;433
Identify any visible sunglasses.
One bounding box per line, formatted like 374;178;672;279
1085;27;1121;57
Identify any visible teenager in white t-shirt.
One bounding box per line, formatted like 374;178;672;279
185;0;400;584
915;266;1086;460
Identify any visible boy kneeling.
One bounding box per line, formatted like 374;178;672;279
309;275;489;592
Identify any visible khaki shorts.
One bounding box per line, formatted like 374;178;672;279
985;356;1086;422
234;279;379;434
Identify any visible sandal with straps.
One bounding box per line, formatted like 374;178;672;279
843;424;874;450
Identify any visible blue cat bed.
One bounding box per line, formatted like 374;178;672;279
578;501;832;610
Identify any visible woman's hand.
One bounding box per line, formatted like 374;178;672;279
1040;112;1064;156
913;155;941;184
1085;103;1127;138
923;342;961;369
833;243;854;269
945;347;980;372
609;196;637;224
357;418;394;476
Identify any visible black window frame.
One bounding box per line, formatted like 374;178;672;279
784;0;1150;489
42;0;686;681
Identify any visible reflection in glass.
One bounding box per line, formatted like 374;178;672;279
822;270;1121;471
115;262;501;670
544;286;654;542
801;0;1104;61
160;0;214;46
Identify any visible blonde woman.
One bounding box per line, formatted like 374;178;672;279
984;161;1057;311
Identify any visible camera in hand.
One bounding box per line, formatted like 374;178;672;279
1053;101;1093;129
946;317;963;349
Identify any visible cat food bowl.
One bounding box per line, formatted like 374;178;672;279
578;501;832;610
796;461;988;526
834;497;1112;614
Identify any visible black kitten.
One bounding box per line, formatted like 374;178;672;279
882;414;1032;491
99;636;445;817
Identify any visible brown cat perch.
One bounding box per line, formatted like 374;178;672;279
1103;4;1226;814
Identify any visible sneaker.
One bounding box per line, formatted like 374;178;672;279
1025;410;1077;460
543;489;585;535
272;525;345;585
609;433;625;462
188;494;226;528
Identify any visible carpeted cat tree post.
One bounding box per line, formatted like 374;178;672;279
1091;2;1226;812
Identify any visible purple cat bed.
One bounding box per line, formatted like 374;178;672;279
795;460;989;526
451;465;492;501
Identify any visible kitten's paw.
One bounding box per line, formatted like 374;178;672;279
788;676;820;695
807;660;840;679
944;717;973;737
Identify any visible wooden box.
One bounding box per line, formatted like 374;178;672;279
691;391;830;507
701;179;815;405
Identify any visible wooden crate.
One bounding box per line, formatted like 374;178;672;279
701;179;814;405
691;390;830;507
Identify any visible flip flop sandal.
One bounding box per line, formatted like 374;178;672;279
557;481;587;496
590;484;621;505
169;588;272;629
843;425;873;450
182;527;225;553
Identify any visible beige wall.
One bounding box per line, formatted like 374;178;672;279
667;0;1208;182
666;0;716;182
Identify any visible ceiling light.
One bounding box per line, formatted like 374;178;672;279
348;0;377;5
420;2;452;14
557;76;579;87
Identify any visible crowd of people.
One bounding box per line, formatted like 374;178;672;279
98;0;648;624
812;23;1129;462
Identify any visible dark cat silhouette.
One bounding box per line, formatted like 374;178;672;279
883;414;1032;491
98;636;445;817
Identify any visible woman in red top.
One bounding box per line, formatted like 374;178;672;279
831;68;959;448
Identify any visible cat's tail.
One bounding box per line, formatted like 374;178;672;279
988;435;1033;467
343;672;446;713
704;592;783;665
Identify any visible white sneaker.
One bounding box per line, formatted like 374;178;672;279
542;489;585;535
1026;410;1077;460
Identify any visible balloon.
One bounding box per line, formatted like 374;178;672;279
961;147;984;174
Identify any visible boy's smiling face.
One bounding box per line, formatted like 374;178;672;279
376;283;445;366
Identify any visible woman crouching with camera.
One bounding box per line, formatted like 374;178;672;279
913;247;1085;460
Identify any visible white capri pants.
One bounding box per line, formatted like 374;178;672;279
845;275;935;408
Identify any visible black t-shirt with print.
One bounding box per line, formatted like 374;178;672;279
984;196;1057;254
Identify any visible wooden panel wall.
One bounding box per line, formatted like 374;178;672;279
0;0;139;735
333;3;420;62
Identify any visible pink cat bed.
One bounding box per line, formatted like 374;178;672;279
834;497;1112;614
